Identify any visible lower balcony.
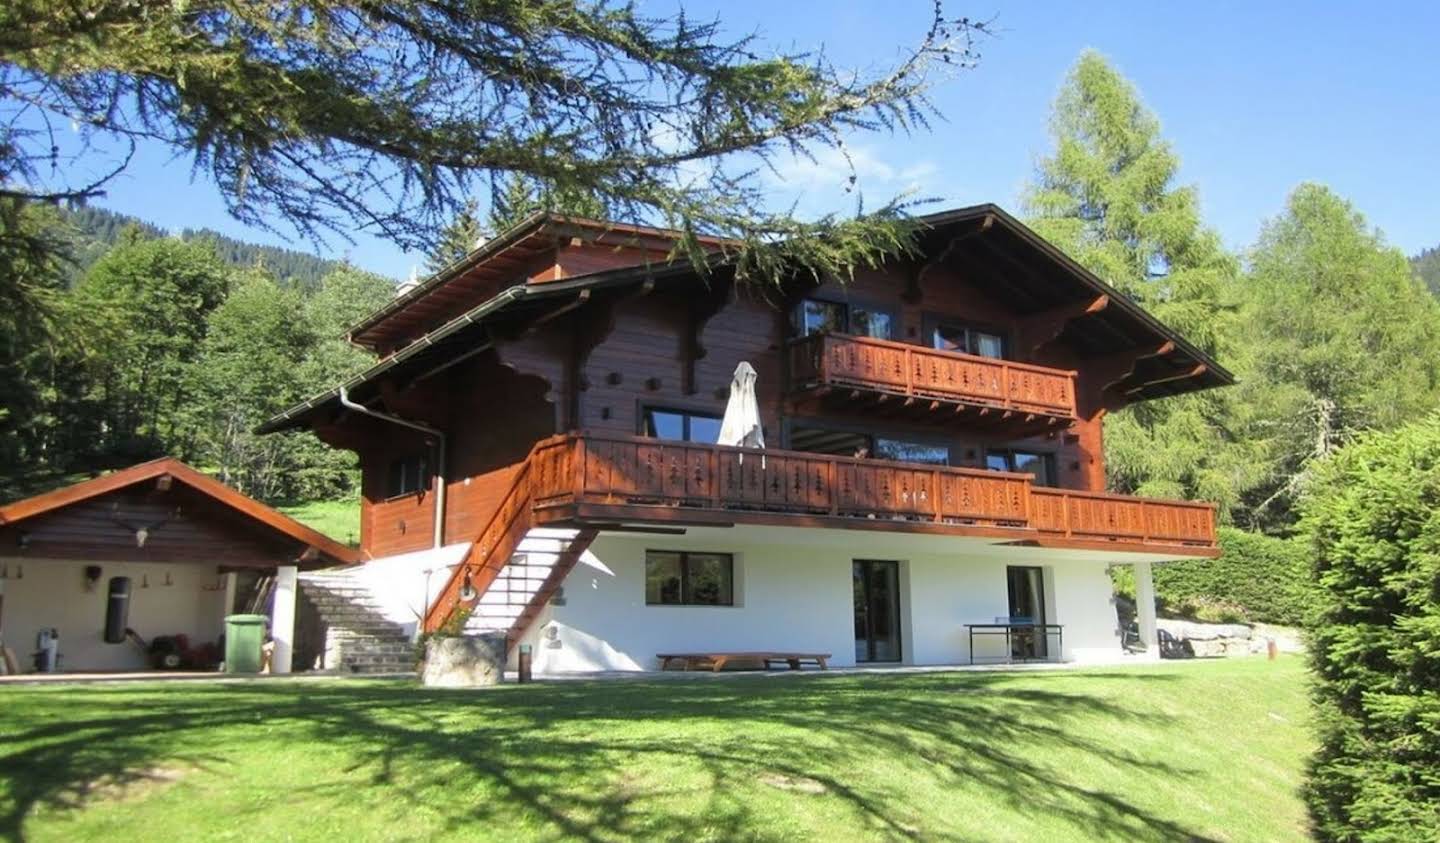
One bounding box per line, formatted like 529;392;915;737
527;433;1218;556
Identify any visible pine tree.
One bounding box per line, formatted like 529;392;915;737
486;173;607;235
2;1;990;282
425;200;487;273
1237;184;1440;526
1023;51;1255;515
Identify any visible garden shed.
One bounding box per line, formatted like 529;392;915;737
0;458;356;674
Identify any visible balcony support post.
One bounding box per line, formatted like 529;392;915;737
1133;560;1160;659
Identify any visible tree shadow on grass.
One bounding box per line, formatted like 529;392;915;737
0;670;1221;842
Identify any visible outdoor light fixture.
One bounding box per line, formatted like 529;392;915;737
459;572;476;602
16;530;29;550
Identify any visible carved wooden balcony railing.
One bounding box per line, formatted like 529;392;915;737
526;433;1217;552
787;332;1079;429
1029;487;1218;548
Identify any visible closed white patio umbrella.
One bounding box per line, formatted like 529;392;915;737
717;361;765;460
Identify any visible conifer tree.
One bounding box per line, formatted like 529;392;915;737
1023;51;1255;514
1237;184;1440;525
1;1;990;282
425;200;487;273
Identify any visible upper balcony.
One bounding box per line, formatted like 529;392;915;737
786;332;1079;434
527;433;1218;556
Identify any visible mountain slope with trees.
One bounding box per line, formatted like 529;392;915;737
0;212;396;505
62;205;345;291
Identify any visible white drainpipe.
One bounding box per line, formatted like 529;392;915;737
339;386;447;548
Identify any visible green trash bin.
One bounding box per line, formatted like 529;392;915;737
224;614;268;674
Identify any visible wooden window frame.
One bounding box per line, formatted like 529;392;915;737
640;404;724;442
793;297;897;340
644;550;736;607
984;448;1058;487
923;312;1014;360
383;453;429;500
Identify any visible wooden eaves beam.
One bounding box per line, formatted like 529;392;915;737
1018;294;1110;357
903;214;994;304
1122;363;1209;396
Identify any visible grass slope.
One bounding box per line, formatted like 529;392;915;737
276;499;360;548
0;658;1312;842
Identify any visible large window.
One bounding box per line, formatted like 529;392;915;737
385;454;428;498
790;427;952;466
645;551;735;606
795;298;894;340
932;321;1007;359
986;449;1057;487
643;408;723;443
873;438;950;466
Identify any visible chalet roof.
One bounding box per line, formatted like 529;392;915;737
0;458;359;568
348;212;730;350
260;203;1232;434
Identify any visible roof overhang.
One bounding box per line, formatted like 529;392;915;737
0;459;359;568
349;212;730;350
911;205;1233;399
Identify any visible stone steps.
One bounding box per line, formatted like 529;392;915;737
299;572;414;675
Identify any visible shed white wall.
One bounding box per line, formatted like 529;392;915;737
0;558;227;671
513;530;1129;673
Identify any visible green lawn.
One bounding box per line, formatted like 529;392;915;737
0;657;1313;842
277;499;360;547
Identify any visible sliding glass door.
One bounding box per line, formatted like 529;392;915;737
1006;565;1048;659
853;560;902;663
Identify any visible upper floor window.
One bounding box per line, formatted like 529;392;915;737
795;299;894;341
986;449;1056;487
645;551;735;606
643;407;722;443
385;454;429;498
933;321;1007;359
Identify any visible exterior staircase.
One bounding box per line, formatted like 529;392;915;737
464;527;594;637
298;569;415;675
424;449;599;650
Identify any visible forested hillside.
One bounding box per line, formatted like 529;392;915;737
0;203;396;507
62;205;344;290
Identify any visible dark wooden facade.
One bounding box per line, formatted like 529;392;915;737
0;459;358;568
261;208;1230;572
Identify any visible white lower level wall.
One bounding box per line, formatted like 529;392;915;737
0;557;228;672
515;531;1129;674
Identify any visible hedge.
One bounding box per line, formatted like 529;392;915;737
1113;527;1315;625
1300;414;1440;840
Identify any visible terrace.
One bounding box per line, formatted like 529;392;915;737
527;432;1218;554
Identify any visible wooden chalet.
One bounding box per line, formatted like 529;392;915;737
261;205;1230;672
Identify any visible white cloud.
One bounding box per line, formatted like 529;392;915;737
762;143;941;215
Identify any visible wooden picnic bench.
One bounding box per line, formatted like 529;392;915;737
657;652;831;672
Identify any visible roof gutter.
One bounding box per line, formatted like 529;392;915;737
338;386;447;549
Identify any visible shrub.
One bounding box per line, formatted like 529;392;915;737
1112;527;1315;625
1300;415;1440;840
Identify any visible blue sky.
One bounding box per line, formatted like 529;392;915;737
81;1;1440;279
